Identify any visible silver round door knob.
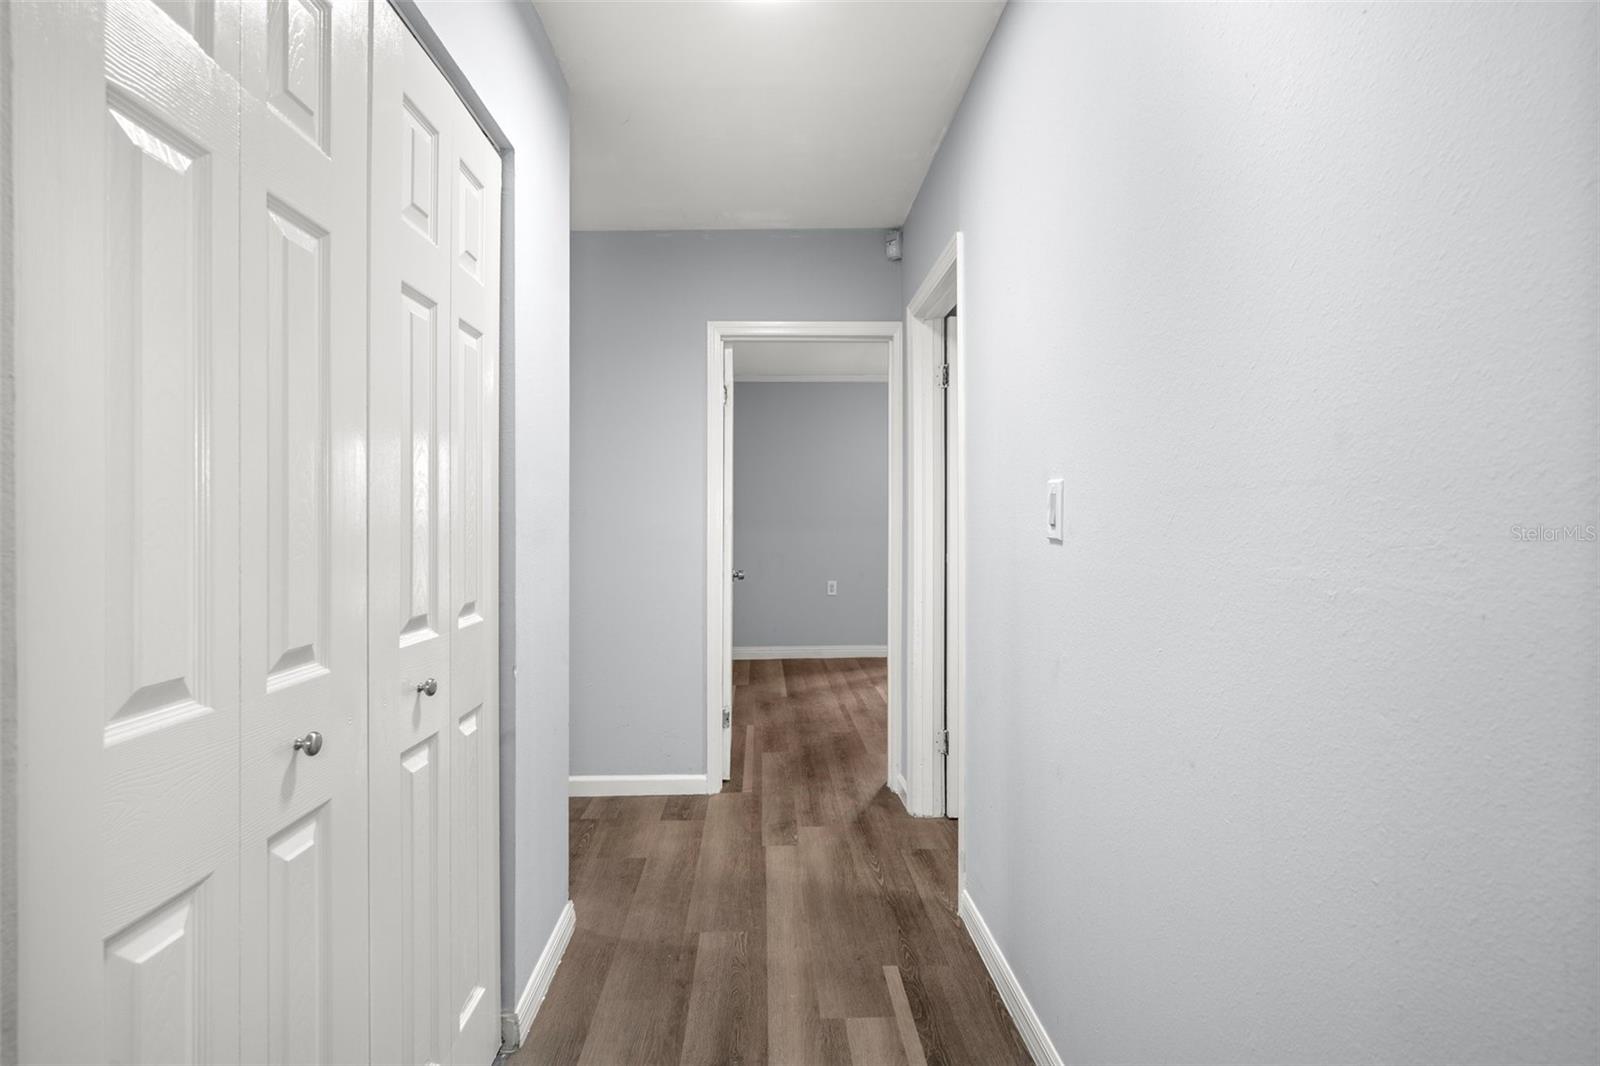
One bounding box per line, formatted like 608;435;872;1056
732;569;746;581
292;731;323;757
416;677;438;697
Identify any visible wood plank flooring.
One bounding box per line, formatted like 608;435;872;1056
516;658;1031;1066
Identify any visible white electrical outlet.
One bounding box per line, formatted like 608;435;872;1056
827;580;838;596
1046;479;1064;542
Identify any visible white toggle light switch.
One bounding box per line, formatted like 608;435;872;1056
827;580;838;596
1046;479;1064;542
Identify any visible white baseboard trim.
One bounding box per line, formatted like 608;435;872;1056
959;889;1064;1066
502;900;576;1052
569;773;710;797
733;644;888;660
891;772;908;804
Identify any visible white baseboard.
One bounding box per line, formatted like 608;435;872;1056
733;644;888;660
569;773;711;797
958;889;1063;1066
891;772;908;803
501;900;576;1052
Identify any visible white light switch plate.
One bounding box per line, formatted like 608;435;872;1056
1046;479;1064;542
826;580;838;596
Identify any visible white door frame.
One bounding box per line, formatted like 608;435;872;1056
904;234;964;821
705;321;905;792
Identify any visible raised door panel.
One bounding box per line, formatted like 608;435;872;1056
238;3;370;1063
104;883;214;1066
146;0;245;77
400;738;443;1065
448;704;484;1035
452;323;483;627
402;100;439;241
101;97;214;747
263;202;330;686
401;285;444;644
15;3;242;1061
455;161;484;281
151;0;215;53
265;0;330;150
263;809;329;1064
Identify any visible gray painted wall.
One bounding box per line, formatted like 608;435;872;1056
571;231;901;776
901;2;1598;1062
732;382;888;650
0;2;13;1056
411;0;571;1008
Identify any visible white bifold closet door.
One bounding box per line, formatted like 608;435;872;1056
13;1;499;1063
13;0;374;1061
368;5;502;1066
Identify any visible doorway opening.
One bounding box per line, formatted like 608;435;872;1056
705;322;904;788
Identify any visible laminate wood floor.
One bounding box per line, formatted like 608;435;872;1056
515;658;1032;1066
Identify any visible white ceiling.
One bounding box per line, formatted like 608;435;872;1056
531;0;1006;231
732;339;888;381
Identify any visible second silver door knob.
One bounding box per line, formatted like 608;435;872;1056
416;677;438;696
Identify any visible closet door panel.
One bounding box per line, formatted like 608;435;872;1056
14;2;242;1061
447;120;502;1066
369;5;458;1062
238;1;371;1063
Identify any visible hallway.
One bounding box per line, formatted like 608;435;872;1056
518;658;1030;1065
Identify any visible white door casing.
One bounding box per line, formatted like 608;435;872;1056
942;311;961;820
904;234;962;822
705;323;904;797
14;2;243;1060
721;345;735;781
237;2;371;1062
368;5;502;1064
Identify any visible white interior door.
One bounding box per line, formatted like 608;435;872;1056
369;6;501;1064
237;2;371;1062
14;2;243;1060
722;345;735;781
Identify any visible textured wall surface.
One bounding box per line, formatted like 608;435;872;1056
902;3;1598;1062
732;382;889;650
571;230;902;776
412;0;572;1006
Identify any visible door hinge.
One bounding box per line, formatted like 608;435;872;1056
936;728;949;756
723;384;729;406
723;706;732;728
937;364;950;389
